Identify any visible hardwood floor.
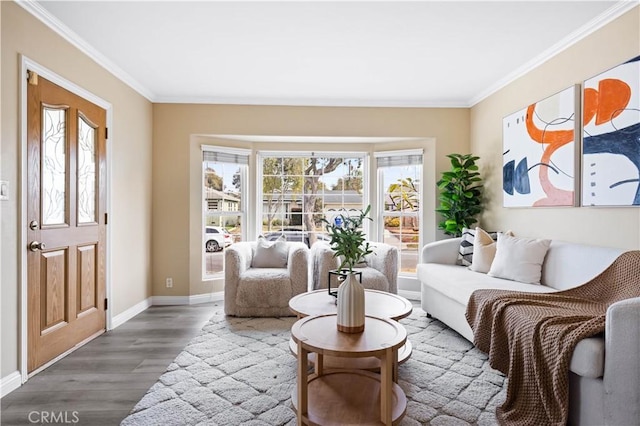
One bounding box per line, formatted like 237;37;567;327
1;303;220;426
2;298;421;425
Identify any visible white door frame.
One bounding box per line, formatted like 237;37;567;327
19;56;114;383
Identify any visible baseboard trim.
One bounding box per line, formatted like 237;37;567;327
152;292;224;306
189;292;224;304
1;371;22;397
111;297;153;329
398;289;421;301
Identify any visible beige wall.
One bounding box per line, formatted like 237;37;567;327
1;2;153;378
153;104;470;297
470;6;640;250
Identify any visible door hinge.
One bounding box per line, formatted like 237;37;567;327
104;213;108;225
105;127;109;139
27;70;39;85
104;298;108;310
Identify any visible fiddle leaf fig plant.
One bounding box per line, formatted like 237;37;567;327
323;205;373;274
436;153;483;237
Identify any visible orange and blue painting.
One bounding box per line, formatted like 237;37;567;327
582;56;640;206
502;86;579;207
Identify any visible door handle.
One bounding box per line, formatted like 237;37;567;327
29;241;46;252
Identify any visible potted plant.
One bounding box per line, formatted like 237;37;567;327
324;205;373;273
323;205;373;333
436;153;483;237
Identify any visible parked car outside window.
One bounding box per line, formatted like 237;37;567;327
205;226;233;252
264;229;330;248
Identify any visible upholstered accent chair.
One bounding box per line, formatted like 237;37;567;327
224;239;309;317
310;242;398;294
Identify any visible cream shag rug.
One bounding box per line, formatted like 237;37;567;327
121;308;505;426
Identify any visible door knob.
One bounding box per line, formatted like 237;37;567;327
29;241;46;252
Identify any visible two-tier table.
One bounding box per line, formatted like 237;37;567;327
291;314;408;425
288;289;413;370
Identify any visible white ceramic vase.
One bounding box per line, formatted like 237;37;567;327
336;273;365;333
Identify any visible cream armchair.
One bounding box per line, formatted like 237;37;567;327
224;240;309;317
310;242;398;294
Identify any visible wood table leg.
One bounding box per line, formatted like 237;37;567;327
393;347;399;383
380;347;393;425
297;342;308;426
315;353;324;376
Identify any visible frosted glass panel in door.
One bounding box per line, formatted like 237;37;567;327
42;107;67;225
77;115;96;224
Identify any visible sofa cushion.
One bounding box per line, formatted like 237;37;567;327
488;234;551;284
236;268;292;308
417;263;556;306
470;228;514;273
458;228;499;266
457;228;476;266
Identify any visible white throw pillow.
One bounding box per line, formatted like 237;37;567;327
488;234;551;284
469;228;513;274
251;236;288;268
457;227;500;266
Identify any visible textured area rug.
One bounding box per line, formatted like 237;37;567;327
122;307;505;425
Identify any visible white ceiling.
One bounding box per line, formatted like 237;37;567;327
28;1;633;107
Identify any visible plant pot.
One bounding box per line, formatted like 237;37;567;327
336;273;365;333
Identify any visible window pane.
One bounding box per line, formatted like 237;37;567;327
380;162;422;275
42;107;67;225
261;154;365;248
77;115;96;224
204;215;242;277
203;149;247;280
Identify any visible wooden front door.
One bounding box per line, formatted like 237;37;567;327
27;73;107;373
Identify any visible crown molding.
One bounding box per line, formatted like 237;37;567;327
469;1;640;107
16;0;155;101
152;95;469;108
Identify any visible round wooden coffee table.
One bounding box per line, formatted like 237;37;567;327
289;289;413;320
291;314;407;425
288;289;413;369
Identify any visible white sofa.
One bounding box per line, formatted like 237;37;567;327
417;237;640;426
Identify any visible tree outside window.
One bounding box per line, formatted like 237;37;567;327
260;154;365;247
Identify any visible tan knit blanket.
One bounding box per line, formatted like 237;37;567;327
466;251;640;426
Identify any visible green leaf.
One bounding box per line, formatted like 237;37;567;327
435;152;483;238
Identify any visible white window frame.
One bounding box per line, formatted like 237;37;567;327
375;149;424;277
201;145;250;280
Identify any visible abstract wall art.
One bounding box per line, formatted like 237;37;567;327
502;85;580;207
582;55;640;207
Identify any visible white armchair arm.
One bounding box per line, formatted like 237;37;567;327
310;242;338;290
287;242;310;295
366;243;398;294
421;238;461;264
224;242;253;316
603;296;640;425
